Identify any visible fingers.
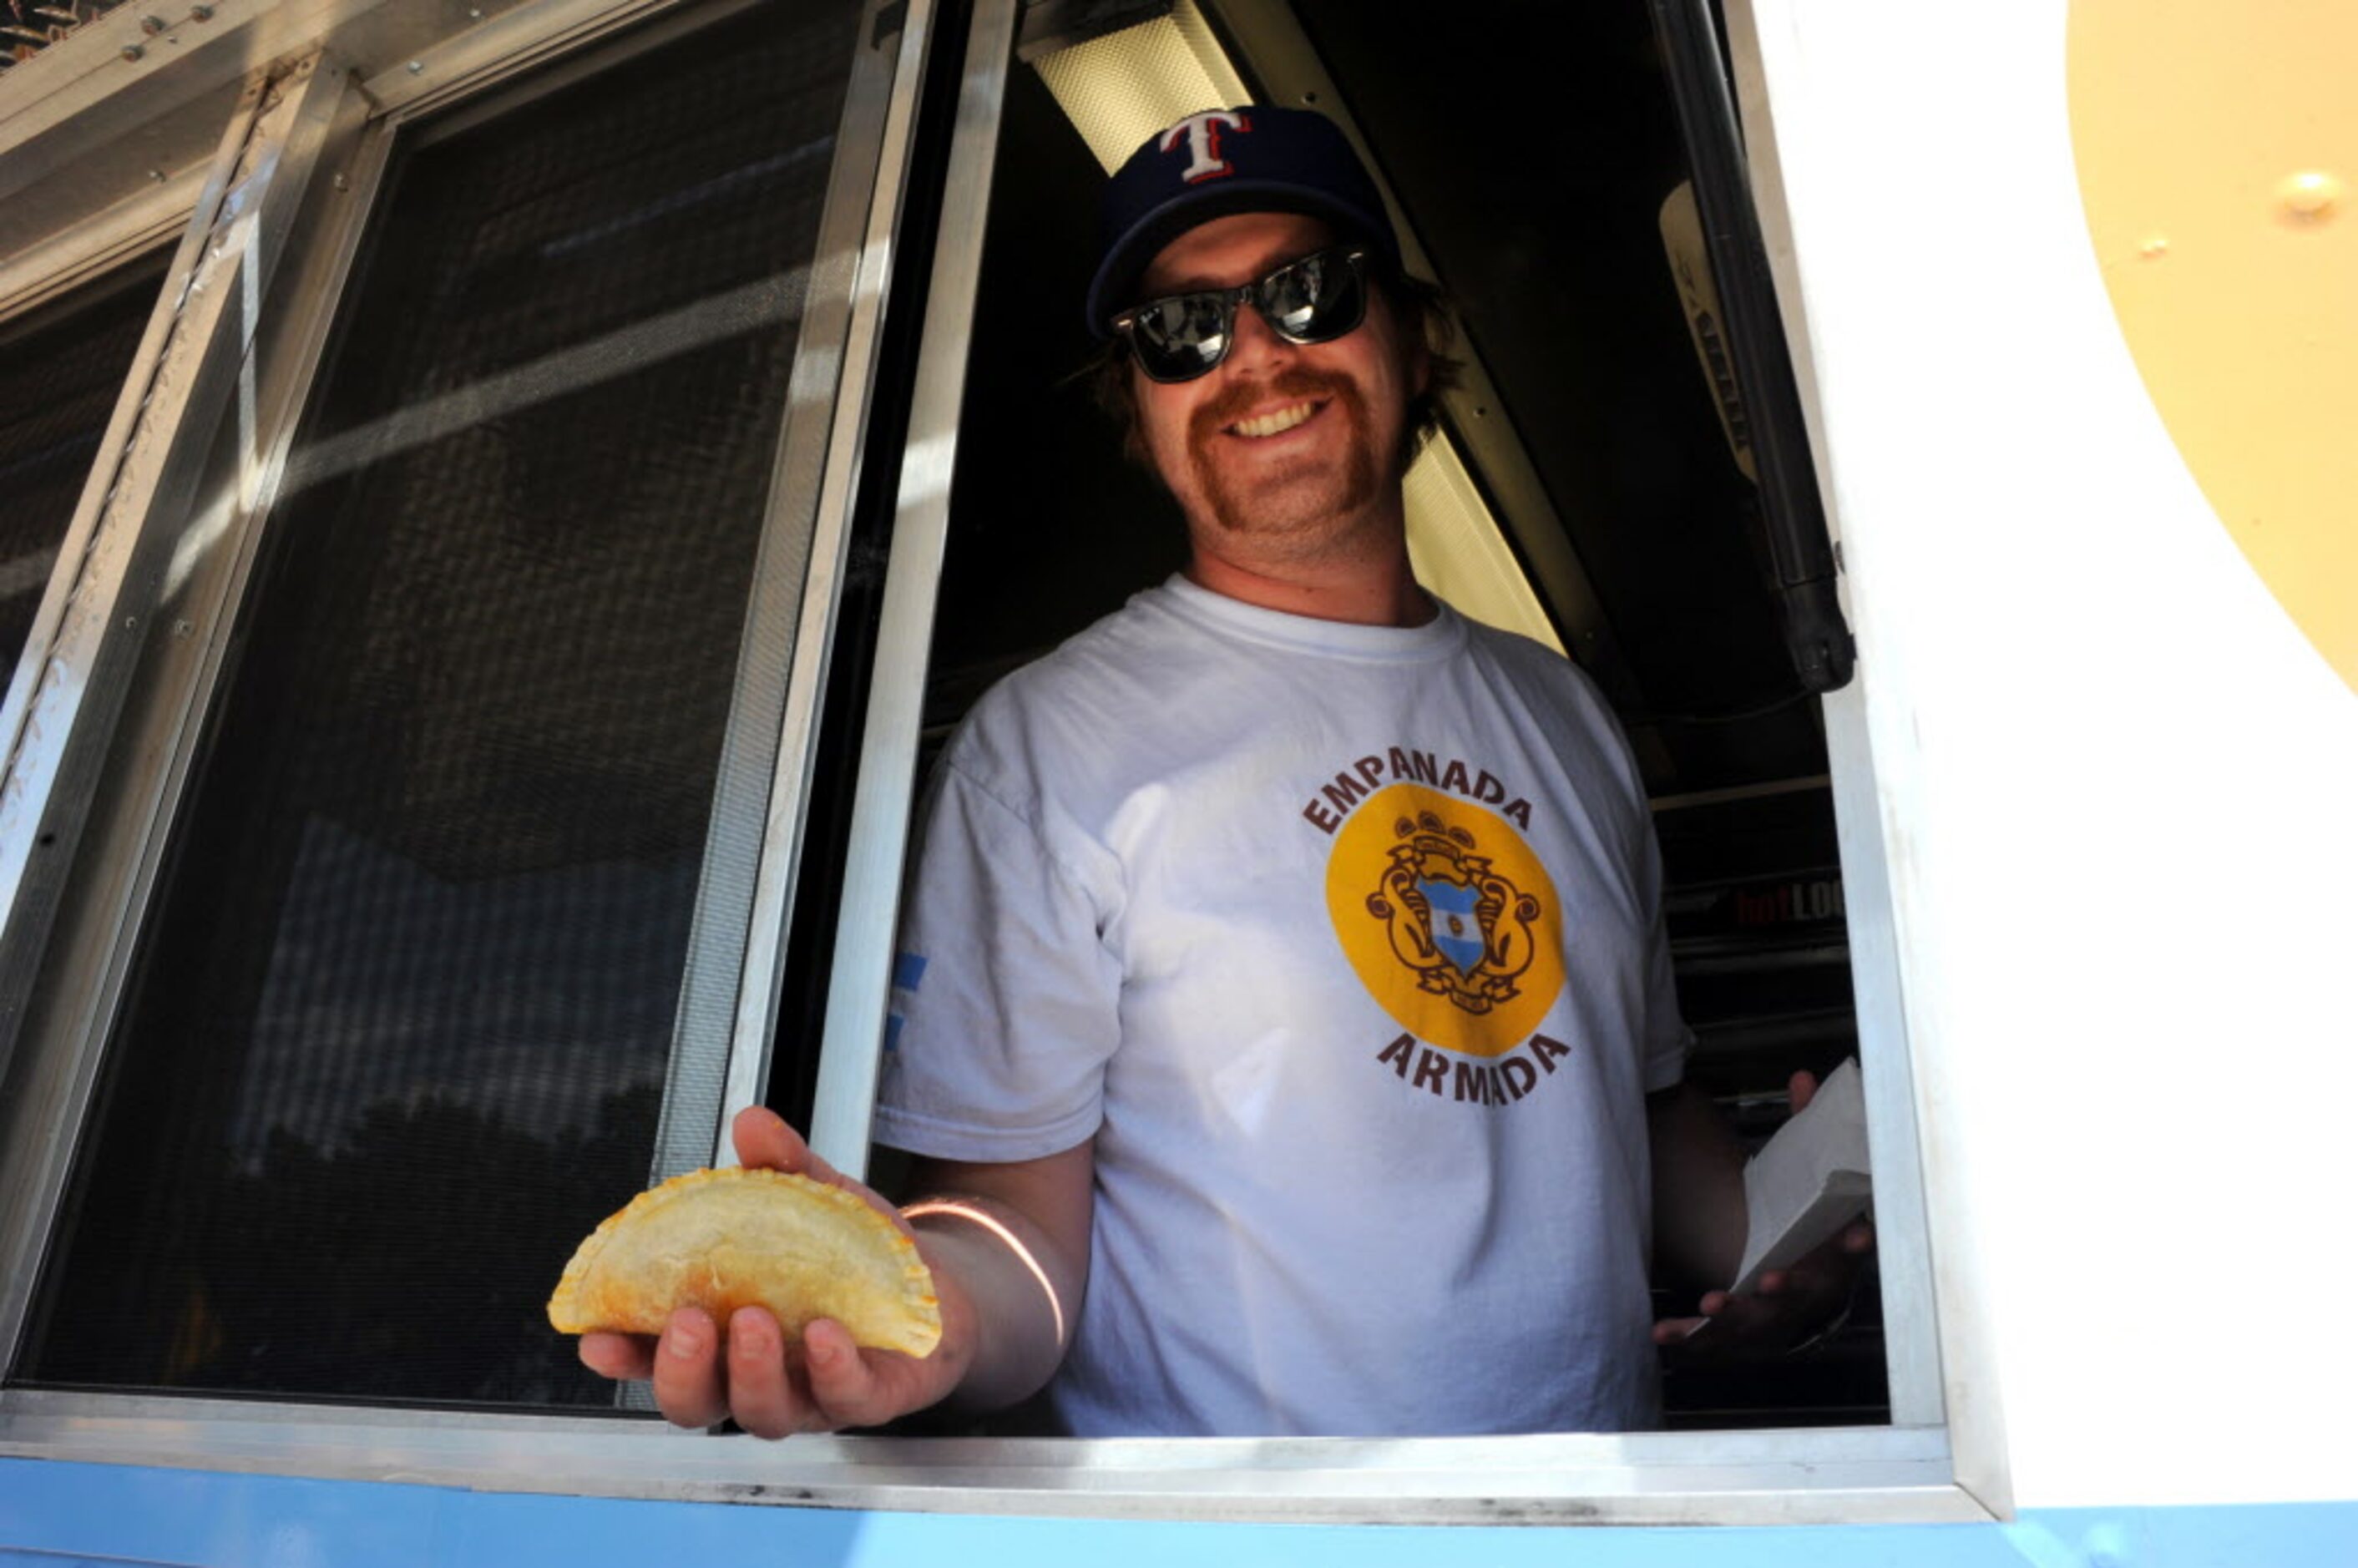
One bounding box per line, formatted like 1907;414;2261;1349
635;1305;909;1439
650;1307;731;1430
577;1331;654;1381
1788;1070;1819;1113
1651;1315;1708;1347
722;1307;801;1439
583;1302;903;1439
802;1319;909;1429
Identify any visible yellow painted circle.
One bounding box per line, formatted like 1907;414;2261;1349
1323;786;1564;1058
2069;0;2358;693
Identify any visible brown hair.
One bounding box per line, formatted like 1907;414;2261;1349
1084;261;1463;473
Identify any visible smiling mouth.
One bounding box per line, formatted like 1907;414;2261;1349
1226;400;1320;439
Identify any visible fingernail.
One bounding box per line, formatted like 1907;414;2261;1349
667;1326;702;1360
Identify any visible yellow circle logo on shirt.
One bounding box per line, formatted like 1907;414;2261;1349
1324;785;1565;1058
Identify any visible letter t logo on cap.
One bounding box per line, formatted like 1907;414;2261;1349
1160;109;1252;184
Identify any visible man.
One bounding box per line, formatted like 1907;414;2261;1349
582;107;1860;1437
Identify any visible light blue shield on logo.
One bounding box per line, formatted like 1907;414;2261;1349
1417;878;1485;974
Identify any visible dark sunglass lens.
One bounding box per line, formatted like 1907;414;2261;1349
1132;292;1231;381
1262;251;1364;344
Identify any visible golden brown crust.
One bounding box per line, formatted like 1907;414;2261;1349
546;1166;940;1357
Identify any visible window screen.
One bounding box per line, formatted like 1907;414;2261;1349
0;258;169;674
18;0;863;1407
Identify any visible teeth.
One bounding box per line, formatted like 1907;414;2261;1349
1231;402;1315;438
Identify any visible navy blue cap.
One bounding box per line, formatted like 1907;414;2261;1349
1085;106;1399;338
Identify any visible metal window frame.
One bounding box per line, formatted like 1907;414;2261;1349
0;1386;1975;1525
706;0;949;1169
1714;0;2011;1517
806;0;1020;1176
0;59;372;1367
0;0;2003;1530
0;177;198;327
0;235;182;771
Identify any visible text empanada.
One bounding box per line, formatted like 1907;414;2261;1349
547;1166;940;1357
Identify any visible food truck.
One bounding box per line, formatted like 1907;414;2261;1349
0;0;2352;1560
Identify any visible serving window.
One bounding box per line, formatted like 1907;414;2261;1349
0;0;1974;1526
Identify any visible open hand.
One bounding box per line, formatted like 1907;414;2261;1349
576;1107;972;1437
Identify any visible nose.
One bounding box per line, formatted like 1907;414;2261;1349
1221;295;1298;377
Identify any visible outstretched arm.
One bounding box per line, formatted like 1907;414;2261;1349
578;1106;1091;1436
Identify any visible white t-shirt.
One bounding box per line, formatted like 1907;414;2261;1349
874;577;1690;1437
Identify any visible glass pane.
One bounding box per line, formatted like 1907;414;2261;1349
0;259;168;673
18;0;863;1407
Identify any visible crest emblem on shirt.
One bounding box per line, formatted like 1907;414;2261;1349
1324;782;1565;1060
1365;811;1542;1015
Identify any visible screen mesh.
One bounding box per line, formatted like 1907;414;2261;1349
0;260;167;674
19;0;863;1407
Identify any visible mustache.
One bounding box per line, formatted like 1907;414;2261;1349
1189;367;1364;439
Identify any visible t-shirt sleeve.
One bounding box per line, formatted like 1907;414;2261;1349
871;758;1124;1162
1626;750;1693;1095
1546;640;1693;1095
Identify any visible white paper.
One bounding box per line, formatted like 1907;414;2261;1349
1730;1056;1871;1293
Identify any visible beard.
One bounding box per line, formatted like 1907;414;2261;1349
1182;367;1391;548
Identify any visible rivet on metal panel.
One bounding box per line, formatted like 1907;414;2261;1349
171;620;195;639
2279;169;2341;221
192;3;213;17
141;13;165;31
121;42;144;59
332;173;348;190
406;58;423;73
149;169;167;182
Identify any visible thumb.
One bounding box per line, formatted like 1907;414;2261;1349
1788;1070;1819;1114
731;1105;816;1175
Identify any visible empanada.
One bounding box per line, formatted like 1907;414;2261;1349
547;1166;940;1357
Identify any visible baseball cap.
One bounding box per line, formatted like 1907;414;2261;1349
1084;105;1402;339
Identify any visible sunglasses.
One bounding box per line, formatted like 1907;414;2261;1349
1111;246;1372;383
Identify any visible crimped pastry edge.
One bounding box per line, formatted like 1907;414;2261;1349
545;1166;941;1355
